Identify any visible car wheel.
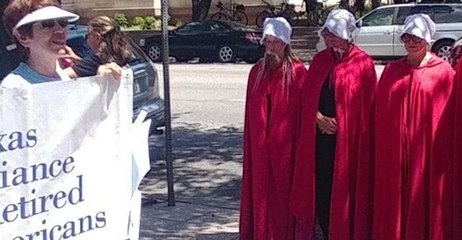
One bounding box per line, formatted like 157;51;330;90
432;40;454;63
217;45;235;63
147;43;162;62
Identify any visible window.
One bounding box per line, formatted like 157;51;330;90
208;22;226;32
176;22;205;34
410;6;433;16
433;6;462;23
362;7;395;26
395;7;411;25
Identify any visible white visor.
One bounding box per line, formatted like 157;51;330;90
14;6;79;29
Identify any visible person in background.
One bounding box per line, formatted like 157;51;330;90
371;14;455;240
1;0;78;88
63;16;131;79
239;17;309;240
290;9;377;240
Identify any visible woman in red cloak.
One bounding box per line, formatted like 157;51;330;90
290;9;377;240
452;31;462;239
239;17;309;240
372;14;455;240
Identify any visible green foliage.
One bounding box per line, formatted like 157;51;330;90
132;16;146;29
144;16;158;29
112;13;171;31
364;3;373;15
114;13;129;27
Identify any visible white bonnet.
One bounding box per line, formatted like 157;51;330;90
400;14;436;44
320;9;357;41
261;17;292;45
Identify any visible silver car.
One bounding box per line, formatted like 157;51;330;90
318;3;462;62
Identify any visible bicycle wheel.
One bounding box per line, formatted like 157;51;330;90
256;11;271;28
233;11;248;25
281;9;298;25
210;12;229;21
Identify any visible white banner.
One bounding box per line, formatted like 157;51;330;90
0;70;150;240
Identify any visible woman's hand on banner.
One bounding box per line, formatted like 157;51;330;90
97;62;122;80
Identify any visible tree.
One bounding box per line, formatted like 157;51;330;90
354;0;366;16
192;0;212;21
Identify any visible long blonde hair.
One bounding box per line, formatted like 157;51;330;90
88;16;132;66
252;45;299;96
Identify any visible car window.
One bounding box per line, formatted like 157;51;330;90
362;7;395;26
395;6;412;25
207;22;227;32
433;5;462;23
224;21;257;32
127;41;148;65
410;6;433;16
175;22;206;34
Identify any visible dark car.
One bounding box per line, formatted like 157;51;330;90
140;20;265;63
66;25;165;133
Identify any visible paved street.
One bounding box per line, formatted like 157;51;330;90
138;63;386;239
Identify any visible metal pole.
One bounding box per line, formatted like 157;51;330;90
160;0;175;206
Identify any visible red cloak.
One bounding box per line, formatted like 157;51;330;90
239;59;308;240
290;46;377;240
372;56;455;240
452;57;462;238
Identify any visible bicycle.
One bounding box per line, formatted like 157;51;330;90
255;0;299;28
210;1;248;25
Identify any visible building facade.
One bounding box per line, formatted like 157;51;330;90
61;0;307;24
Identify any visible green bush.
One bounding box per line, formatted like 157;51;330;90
145;16;157;29
114;13;129;27
132;16;146;29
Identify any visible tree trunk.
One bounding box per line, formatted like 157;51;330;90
192;0;212;21
354;0;366;16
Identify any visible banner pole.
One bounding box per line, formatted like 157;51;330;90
160;0;175;206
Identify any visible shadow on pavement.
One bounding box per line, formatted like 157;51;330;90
139;123;243;239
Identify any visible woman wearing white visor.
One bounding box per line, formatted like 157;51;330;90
1;0;78;88
372;14;455;240
291;9;377;240
240;17;309;240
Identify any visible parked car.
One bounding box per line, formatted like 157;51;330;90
66;25;165;133
317;3;462;62
139;20;265;63
0;25;165;134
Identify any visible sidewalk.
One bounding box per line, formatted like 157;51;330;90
138;125;242;240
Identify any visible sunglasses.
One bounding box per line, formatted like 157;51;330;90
401;34;424;43
35;19;68;29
